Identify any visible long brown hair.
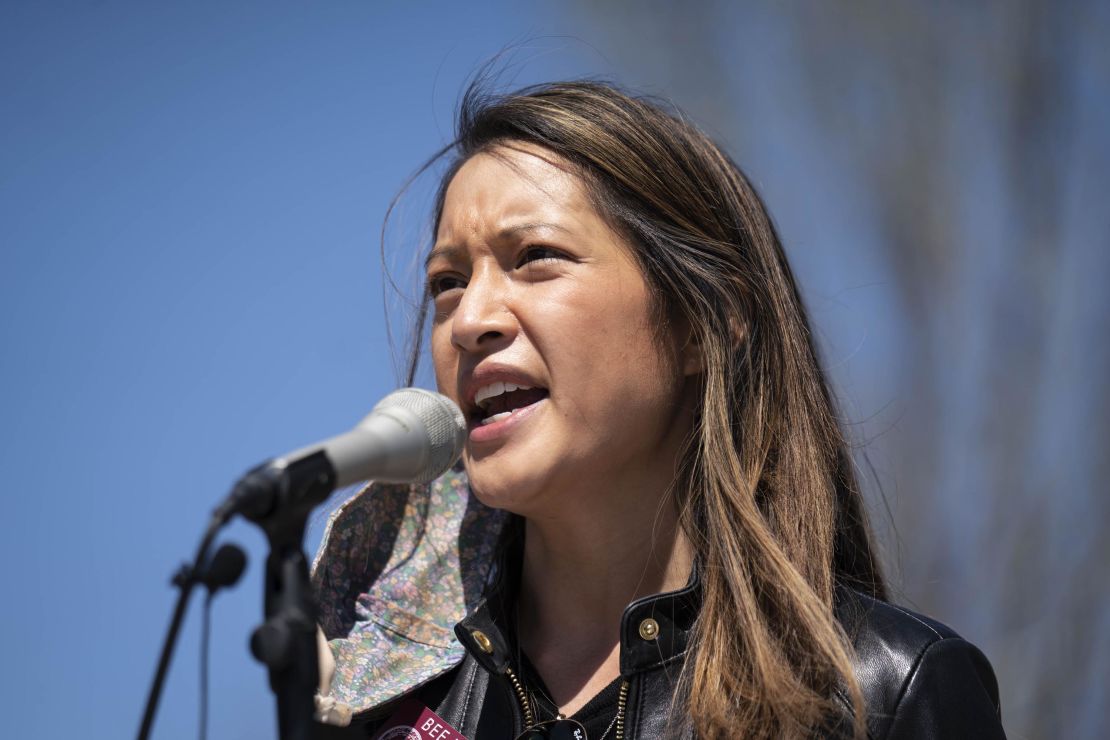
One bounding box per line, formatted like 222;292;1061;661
407;80;886;739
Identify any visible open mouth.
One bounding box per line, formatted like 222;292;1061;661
472;381;549;425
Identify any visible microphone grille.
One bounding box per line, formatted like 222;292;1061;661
373;388;466;482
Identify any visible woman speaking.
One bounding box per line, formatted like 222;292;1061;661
311;81;1006;739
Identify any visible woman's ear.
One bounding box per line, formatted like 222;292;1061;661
679;332;706;376
675;318;706;377
677;315;746;377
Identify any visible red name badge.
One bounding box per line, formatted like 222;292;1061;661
371;698;467;740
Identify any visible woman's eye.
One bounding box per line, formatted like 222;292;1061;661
517;245;566;267
427;274;466;297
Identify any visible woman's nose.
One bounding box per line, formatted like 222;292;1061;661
450;269;516;353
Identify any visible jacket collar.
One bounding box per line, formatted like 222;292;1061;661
618;564;700;674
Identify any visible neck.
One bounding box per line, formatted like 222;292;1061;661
518;499;693;628
514;473;694;710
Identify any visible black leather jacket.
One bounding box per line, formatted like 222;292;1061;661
327;577;1005;739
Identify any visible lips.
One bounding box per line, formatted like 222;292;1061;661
478;387;549;424
461;368;550;432
467;392;547;444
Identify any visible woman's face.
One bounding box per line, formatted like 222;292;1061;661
427;143;698;515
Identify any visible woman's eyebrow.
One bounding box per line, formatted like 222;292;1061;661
495;221;571;239
424;244;462;268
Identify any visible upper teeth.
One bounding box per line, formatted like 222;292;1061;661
474;381;532;409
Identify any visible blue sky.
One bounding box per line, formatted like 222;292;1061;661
0;4;632;738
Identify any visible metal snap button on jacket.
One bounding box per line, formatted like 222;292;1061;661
471;629;494;654
638;617;660;641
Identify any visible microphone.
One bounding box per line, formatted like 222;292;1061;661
281;387;466;488
217;388;466;524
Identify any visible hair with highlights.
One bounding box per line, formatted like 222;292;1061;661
405;79;886;739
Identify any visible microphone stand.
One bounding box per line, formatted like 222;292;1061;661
235;451;338;740
137;516;223;740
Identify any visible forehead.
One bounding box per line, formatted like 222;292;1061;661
436;143;598;243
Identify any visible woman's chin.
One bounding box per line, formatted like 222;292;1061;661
462;457;554;516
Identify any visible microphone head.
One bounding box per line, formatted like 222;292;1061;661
202;543;248;593
372;388;466;483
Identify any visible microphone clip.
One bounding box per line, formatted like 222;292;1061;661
215;450;338;533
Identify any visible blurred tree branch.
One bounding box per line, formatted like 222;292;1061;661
568;1;1110;737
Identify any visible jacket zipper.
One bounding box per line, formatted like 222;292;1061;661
614;678;629;739
504;665;630;739
504;664;535;727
